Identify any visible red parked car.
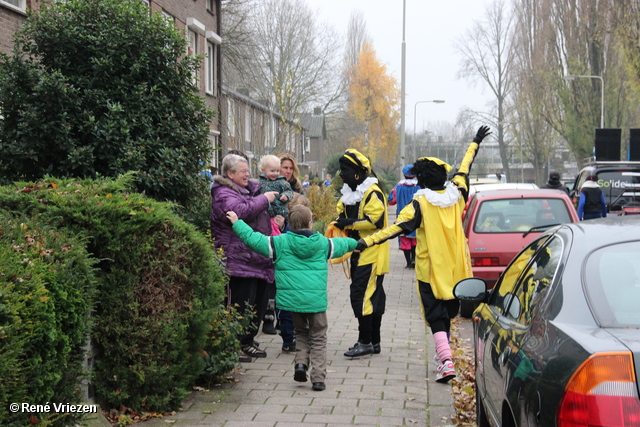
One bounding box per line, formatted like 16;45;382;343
460;188;580;317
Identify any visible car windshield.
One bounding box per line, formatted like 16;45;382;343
474;198;571;233
585;241;640;326
596;171;640;209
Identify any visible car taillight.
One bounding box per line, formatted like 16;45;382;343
557;352;640;427
471;257;500;267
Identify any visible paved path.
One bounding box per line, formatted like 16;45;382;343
136;217;472;427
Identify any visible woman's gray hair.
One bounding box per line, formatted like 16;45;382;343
221;154;248;177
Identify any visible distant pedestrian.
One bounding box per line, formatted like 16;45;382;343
388;165;419;268
323;173;332;187
227;205;358;392
542;171;569;195
577;175;607;220
302;174;310;190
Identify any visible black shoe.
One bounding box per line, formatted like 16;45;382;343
239;350;252;363
282;340;296;352
312;382;326;391
262;321;277;335
344;342;374;358
253;340;260;347
294;363;308;382
241;344;267;358
373;343;381;354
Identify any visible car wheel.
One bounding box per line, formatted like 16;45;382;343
477;390;490;427
459;300;477;318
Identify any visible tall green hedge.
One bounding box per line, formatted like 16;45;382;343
0;214;94;427
0;174;226;416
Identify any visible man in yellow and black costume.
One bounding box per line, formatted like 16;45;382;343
334;149;390;358
355;126;491;382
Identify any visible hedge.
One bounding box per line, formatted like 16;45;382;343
0;214;94;426
0;174;227;419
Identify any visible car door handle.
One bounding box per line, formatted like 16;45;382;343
500;346;512;365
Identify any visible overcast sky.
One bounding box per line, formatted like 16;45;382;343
305;0;493;134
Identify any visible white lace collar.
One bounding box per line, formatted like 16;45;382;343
399;178;418;185
414;182;460;208
340;177;378;205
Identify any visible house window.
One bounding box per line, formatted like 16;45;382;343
141;0;149;7
187;29;199;87
161;11;174;25
205;31;221;96
245;108;251;142
206;0;213;12
209;130;220;173
205;42;217;95
227;99;235;136
1;0;25;9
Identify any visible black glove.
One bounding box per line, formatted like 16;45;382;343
355;239;368;251
334;217;356;230
473;125;491;144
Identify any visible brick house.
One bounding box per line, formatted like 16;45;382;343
300;107;327;178
220;86;309;176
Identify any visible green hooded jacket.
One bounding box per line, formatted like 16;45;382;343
232;220;358;313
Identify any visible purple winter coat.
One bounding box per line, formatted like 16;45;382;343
210;176;274;283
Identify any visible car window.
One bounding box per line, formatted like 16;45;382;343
585;241;640;326
504;237;562;324
488;236;549;314
596;171;640;209
474;198;571;233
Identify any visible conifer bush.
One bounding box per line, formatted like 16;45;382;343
0;213;95;427
0;174;226;413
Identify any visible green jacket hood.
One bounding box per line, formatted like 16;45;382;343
285;231;324;259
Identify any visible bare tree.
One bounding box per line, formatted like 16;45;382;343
455;0;516;181
544;0;632;165
221;0;346;151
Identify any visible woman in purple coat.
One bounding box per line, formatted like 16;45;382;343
210;154;278;362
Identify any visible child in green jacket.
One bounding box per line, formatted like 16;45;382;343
226;205;357;391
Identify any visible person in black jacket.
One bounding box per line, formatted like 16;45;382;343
542;171;569;195
577;175;607;220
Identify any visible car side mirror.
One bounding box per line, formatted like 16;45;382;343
453;278;488;302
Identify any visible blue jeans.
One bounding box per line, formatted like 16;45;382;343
276;308;295;344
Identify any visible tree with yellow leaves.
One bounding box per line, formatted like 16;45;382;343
347;43;400;167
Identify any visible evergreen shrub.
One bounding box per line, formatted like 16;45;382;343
0;174;226;412
0;213;95;427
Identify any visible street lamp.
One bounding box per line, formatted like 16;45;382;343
564;74;604;128
412;100;445;162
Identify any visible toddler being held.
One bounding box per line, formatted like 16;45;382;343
258;154;294;235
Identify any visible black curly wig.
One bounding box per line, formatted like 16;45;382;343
411;159;448;190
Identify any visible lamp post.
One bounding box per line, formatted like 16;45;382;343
564;74;604;128
412;100;445;162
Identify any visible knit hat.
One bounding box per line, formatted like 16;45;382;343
402;165;415;178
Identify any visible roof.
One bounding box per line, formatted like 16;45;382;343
300;113;326;139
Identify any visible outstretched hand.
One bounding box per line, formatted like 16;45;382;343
226;211;239;224
355;239;368;252
473;125;491;144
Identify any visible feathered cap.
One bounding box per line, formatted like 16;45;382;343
417;156;452;173
341;149;372;173
402;164;415;177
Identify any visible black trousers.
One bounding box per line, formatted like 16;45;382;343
417;280;459;334
227;276;268;346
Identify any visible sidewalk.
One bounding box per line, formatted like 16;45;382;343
135;219;472;427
